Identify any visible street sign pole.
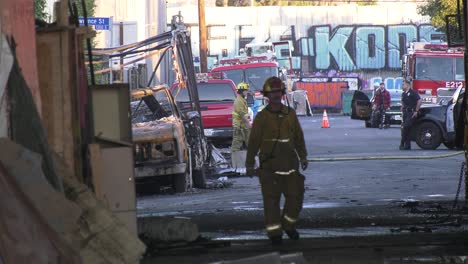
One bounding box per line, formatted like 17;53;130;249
109;16;114;84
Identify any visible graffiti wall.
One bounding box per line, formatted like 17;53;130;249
168;5;435;73
296;81;349;109
167;4;433;108
299;24;437;72
206;22;438;74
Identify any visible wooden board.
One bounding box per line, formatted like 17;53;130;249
36;28;79;181
0;162;81;264
88;143;104;199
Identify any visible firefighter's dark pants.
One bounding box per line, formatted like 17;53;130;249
259;170;305;238
401;110;415;147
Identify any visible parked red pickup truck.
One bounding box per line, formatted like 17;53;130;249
172;78;237;143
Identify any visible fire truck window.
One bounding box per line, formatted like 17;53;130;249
415;57;453;80
245;66;278;91
456;58;465;80
222;69;244;86
415;62;427;79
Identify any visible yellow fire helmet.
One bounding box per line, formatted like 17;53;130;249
237;82;249;91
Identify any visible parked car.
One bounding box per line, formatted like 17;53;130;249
131;85;206;193
351;89;402;128
172;78;237;143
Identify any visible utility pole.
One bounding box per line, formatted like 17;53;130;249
198;0;208;73
119;22;124;82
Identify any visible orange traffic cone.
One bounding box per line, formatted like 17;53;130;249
321;109;330;128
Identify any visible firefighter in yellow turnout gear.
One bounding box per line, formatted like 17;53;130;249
246;76;308;245
231;82;251;152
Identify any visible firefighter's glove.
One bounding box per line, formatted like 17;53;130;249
301;160;308;171
246;167;256;178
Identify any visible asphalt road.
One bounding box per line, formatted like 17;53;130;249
137;115;465;216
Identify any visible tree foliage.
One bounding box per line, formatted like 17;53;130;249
34;0;96;21
73;0;96;17
34;0;48;21
418;0;462;28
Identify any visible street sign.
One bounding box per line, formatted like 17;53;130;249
78;17;110;30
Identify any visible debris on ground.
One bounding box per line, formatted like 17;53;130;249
141;235;230;257
206;177;234;189
209;146;260;177
138;216;199;242
210;145;230;169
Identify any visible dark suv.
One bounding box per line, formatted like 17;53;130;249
351;89;402;128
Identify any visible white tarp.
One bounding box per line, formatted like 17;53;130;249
287;90;312;116
0;31;14;138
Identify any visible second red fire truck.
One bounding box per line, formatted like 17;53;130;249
402;42;465;104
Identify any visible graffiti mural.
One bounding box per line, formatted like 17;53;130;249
370;76;404;91
205;23;439;74
200;23;435;74
203;22;440;109
296;24;438;72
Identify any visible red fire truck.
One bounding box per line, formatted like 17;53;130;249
210;56;279;91
402;42;465;104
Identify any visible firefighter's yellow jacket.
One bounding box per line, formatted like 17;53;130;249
232;95;249;129
246;105;307;173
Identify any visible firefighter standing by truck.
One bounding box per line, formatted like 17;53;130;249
231;82;251;167
246;76;308;245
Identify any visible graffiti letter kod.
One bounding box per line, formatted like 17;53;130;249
315;26;355;71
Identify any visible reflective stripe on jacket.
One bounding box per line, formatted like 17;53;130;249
246;105;307;172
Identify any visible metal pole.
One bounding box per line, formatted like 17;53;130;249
457;0;463;41
463;0;468;204
109;16;114;84
81;0;95;85
198;0;208;73
119;22;124;82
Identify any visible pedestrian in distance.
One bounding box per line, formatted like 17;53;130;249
372;82;391;129
231;82;251;153
400;79;422;150
245;76;308;246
